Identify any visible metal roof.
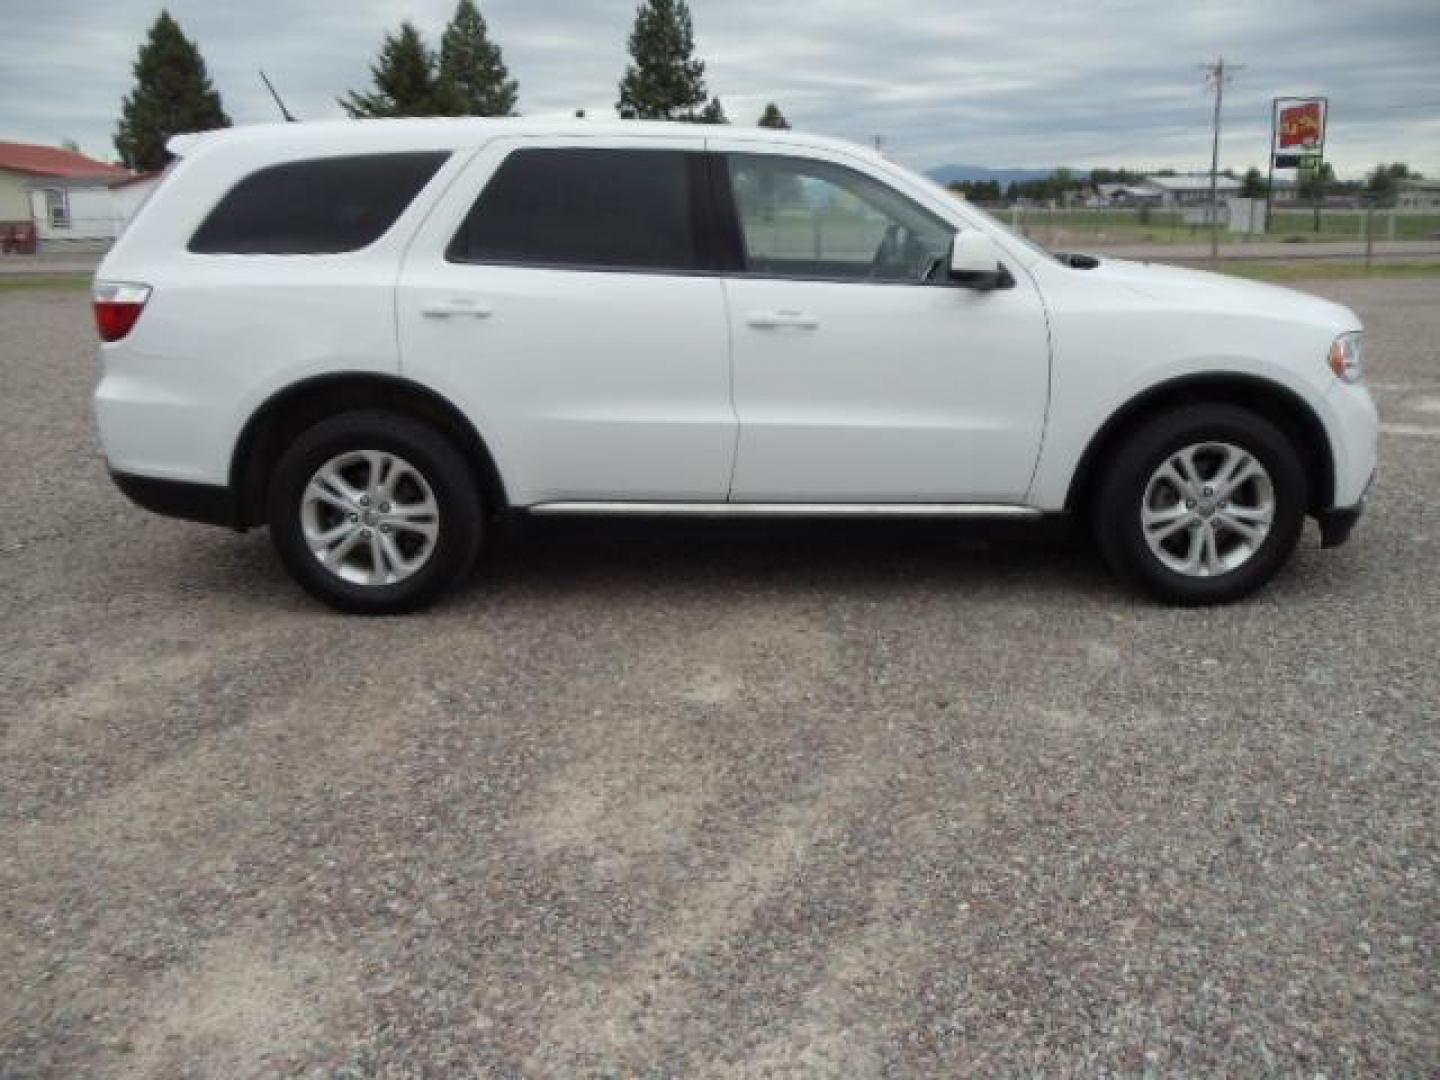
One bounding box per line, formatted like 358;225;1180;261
0;141;129;180
1143;173;1244;192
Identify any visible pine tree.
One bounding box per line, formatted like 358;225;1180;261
757;103;790;129
616;0;709;121
341;22;461;118
115;11;230;171
698;97;728;124
439;0;518;116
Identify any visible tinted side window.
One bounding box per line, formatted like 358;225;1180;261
448;148;700;271
189;152;449;255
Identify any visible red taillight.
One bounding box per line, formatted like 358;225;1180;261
93;282;151;343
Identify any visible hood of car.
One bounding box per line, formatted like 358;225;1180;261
1086;256;1361;333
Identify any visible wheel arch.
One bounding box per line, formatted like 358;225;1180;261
230;373;507;527
1064;373;1334;517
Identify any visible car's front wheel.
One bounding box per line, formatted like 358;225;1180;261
1094;404;1308;605
267;411;483;613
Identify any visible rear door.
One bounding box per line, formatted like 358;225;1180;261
397;136;736;506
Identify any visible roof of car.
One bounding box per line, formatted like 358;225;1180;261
168;117;883;165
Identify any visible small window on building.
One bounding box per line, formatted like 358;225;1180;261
45;189;70;229
447;148;702;272
188;152;449;255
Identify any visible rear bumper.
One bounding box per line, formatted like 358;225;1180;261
1316;501;1363;549
110;470;241;528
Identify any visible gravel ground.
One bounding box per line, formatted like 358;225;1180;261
1;280;1436;1077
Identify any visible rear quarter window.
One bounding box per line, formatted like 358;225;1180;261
188;151;450;255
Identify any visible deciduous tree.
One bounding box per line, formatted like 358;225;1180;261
1298;161;1335;230
1365;162;1421;205
1240;166;1267;198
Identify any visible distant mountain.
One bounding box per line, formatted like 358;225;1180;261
926;164;1083;187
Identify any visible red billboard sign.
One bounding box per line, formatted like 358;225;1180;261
1278;100;1325;150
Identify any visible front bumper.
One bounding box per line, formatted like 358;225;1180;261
1316;501;1363;548
1324;378;1380;509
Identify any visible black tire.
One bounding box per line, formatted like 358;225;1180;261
1093;404;1308;606
267;410;483;614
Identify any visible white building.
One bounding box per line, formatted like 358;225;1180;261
1143;173;1244;208
1088;182;1164;208
1;141;131;252
108;172;164;223
26;171;160;251
1396;178;1440;210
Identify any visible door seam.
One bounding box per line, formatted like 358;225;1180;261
717;276;742;500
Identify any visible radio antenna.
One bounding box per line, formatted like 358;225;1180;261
259;70;297;122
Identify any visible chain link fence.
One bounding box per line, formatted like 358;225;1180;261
980;204;1440;250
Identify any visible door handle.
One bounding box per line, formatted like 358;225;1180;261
420;298;493;319
746;309;819;330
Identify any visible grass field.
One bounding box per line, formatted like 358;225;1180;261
1207;260;1440;283
1006;208;1440;246
0;275;91;291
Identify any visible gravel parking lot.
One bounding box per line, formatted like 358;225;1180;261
2;278;1436;1076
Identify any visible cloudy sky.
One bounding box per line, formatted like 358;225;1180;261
3;0;1438;178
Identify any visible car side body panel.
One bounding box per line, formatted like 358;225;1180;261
1023;257;1372;510
95;134;477;485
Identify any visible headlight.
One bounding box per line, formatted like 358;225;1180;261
1328;331;1364;383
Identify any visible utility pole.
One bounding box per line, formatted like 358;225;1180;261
1200;56;1242;263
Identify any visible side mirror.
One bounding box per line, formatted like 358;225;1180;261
948;231;1014;291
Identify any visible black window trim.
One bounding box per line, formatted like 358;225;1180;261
445;147;725;277
437;145;972;287
187;150;452;257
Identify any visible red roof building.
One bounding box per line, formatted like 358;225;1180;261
0;141;130;180
1;142;135;252
1;141;131;229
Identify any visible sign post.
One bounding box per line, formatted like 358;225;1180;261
1265;97;1328;235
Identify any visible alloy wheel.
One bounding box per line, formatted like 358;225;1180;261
1141;441;1275;578
300;450;440;586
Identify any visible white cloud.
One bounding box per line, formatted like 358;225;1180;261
1;0;1436;177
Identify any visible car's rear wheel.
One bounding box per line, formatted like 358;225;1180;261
267;411;482;613
1093;404;1308;605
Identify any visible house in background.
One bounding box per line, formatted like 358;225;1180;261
1087;182;1164;208
1267;176;1299;205
1396;178;1440;210
109;171;164;222
0;141;131;253
1142;173;1244;209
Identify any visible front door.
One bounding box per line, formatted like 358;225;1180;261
715;148;1051;503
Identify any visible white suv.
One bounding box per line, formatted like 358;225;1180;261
94;119;1378;613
